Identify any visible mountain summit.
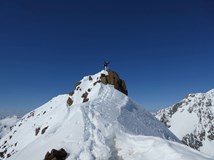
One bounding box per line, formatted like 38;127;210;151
155;89;214;156
0;70;213;160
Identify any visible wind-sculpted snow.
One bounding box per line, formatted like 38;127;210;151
0;70;213;160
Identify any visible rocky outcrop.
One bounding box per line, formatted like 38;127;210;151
74;82;81;89
35;127;40;136
100;70;128;95
182;133;203;150
66;70;128;106
41;126;48;135
89;76;93;81
82;92;89;103
44;148;67;160
67;97;73;106
69;91;74;96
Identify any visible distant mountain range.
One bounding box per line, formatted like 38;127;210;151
0;116;18;140
155;89;214;156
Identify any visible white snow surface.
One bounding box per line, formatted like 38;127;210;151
169;109;199;139
0;116;18;139
0;70;213;160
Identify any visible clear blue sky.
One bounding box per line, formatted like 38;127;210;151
0;0;214;116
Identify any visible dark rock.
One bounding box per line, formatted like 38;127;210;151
169;102;183;115
74;81;81;88
35;127;40;136
207;134;214;140
69;91;74;96
206;99;212;107
81;92;88;98
83;98;89;103
89;76;93;81
7;153;11;158
182;133;203;150
76;86;81;91
44;148;68;160
67;97;73;106
160;114;171;128
41;126;48;134
100;70;128;95
93;80;101;86
27;111;35;118
82;92;89;103
0;151;4;158
188;107;193;113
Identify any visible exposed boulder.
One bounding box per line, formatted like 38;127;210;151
82;92;89;103
7;153;11;158
0;151;5;158
74;81;81;88
67;97;73;106
35;127;40;136
41;126;48;135
69;91;74;96
89;76;93;81
100;70;128;95
44;148;68;160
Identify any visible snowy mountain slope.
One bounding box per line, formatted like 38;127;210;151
155;89;214;156
0;70;213;160
0;116;18;140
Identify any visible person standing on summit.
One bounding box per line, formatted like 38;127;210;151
103;61;110;71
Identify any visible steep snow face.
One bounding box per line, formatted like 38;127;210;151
155;89;214;156
0;116;18;140
0;70;212;160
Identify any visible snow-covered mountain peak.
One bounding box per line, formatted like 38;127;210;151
155;88;214;156
66;70;128;106
0;70;212;160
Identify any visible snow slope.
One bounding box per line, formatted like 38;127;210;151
0;116;18;140
0;70;213;160
155;89;214;156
